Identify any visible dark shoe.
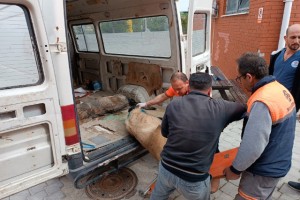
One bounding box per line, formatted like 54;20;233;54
288;181;300;192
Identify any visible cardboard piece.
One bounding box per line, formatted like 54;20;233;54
126;62;162;95
209;147;239;178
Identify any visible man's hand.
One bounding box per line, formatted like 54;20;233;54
137;102;147;108
223;167;240;181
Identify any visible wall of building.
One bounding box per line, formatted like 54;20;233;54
211;0;300;79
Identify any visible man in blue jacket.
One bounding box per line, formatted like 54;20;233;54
269;24;300;112
269;23;300;192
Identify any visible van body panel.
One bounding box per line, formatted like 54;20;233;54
0;0;213;198
186;0;213;76
0;1;68;198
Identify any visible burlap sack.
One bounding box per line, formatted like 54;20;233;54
125;108;167;161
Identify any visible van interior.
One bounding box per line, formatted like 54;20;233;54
65;0;182;161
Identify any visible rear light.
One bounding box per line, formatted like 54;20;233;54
61;104;79;145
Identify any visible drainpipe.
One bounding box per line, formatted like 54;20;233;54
277;0;294;50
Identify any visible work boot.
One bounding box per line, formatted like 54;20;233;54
288;181;300;192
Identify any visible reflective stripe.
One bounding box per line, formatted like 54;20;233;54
238;188;257;200
63;119;76;129
61;104;79;145
64;126;77;137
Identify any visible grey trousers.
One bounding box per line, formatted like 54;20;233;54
235;171;280;200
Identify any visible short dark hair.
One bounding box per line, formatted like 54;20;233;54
237;52;268;80
170;72;188;82
189;72;212;91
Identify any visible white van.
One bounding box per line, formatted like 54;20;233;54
0;0;212;198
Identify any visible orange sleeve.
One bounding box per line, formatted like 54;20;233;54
165;86;179;97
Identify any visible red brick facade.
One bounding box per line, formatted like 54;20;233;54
211;0;300;79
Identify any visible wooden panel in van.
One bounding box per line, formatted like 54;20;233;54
126;62;162;96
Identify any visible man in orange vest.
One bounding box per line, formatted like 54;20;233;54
224;52;296;199
137;72;190;108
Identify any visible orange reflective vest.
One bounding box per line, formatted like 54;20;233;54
247;81;295;124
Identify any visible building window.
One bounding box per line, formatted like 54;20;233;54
212;0;218;17
226;0;249;14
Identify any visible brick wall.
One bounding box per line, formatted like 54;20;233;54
211;0;300;79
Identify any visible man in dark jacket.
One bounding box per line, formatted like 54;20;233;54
150;72;246;200
224;52;296;199
269;24;300;192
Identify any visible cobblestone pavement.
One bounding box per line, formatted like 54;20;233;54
3;113;300;200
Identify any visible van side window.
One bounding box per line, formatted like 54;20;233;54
0;4;43;89
99;16;171;58
192;13;207;56
72;24;99;52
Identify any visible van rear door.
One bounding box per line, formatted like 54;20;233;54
186;0;213;77
0;1;68;198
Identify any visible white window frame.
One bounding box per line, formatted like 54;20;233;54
72;24;99;53
226;0;249;15
0;4;44;90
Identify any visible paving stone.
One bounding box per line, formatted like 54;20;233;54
9;190;30;200
279;183;300;199
289;167;300;177
27;191;47;200
292;153;300;161
272;188;283;200
9;196;28;200
28;182;46;195
278;194;300;200
45;183;64;195
291;160;300;170
60;187;87;199
59;176;73;190
229;128;243;135
219;178;227;188
211;190;223;199
213;191;234;200
229;178;240;187
46;178;63;187
220;181;238;198
44;191;65;200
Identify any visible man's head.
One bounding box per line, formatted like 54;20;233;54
236;52;268;92
285;24;300;51
189;72;212;96
170;72;189;96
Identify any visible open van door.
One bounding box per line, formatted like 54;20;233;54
186;0;213;77
0;1;68;198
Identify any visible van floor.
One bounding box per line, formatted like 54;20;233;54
75;90;165;152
